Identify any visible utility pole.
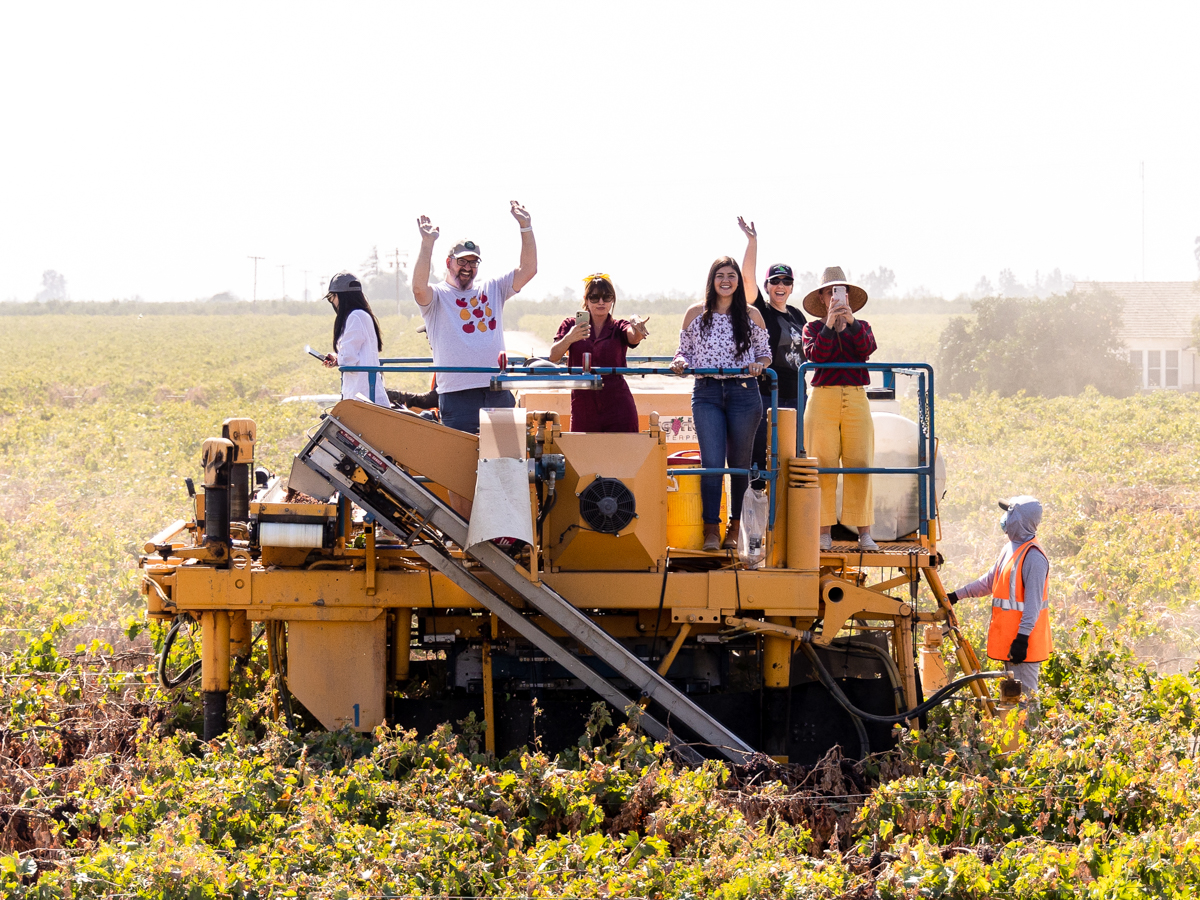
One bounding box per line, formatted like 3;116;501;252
278;264;288;301
388;248;408;315
302;269;311;302
247;256;264;303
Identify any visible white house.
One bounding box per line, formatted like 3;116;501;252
1073;281;1200;391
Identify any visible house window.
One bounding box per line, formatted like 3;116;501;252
1165;350;1179;388
1147;350;1161;387
1129;350;1144;388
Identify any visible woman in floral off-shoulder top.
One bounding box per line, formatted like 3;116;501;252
672;220;773;551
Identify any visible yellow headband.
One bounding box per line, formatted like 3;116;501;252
583;273;612;285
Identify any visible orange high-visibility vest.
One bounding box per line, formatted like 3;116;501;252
986;538;1051;663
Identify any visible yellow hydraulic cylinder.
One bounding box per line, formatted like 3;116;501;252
918;624;949;693
365;523;377;596
893;620;919;722
657;623;692;677
389;608;412;682
229;611;251;661
786;458;821;570
201;610;231;693
482;641;496;755
762;617;793;689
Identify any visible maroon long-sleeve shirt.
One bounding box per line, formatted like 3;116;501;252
801;319;877;386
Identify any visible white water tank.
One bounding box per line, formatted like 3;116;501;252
835;390;946;541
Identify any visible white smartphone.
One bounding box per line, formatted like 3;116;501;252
575;310;589;328
831;286;848;307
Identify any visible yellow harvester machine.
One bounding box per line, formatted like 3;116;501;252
141;361;996;764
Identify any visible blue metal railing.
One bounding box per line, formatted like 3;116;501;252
796;362;936;537
337;357;937;542
337;359;781;528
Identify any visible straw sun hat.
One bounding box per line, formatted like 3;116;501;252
802;267;869;318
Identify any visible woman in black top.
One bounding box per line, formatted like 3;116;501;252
738;220;806;483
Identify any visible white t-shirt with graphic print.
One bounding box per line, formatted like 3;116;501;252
421;271;517;394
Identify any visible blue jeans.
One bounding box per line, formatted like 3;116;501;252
752;395;797;484
692;377;762;524
440;387;516;434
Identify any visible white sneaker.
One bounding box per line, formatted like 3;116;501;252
819;533;832;551
858;534;879;552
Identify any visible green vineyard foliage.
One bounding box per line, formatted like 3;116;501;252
1;314;1199;898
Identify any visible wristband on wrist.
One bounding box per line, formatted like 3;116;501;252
520;226;533;233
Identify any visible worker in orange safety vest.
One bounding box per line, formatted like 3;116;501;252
946;496;1051;698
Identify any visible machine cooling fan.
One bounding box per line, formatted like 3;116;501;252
578;477;637;534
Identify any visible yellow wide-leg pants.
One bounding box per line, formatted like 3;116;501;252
803;385;875;527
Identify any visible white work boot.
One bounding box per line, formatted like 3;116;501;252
858;533;879;552
819;533;832;551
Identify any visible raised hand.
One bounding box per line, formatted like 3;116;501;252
417;215;439;241
510;201;531;228
737;216;756;239
630;315;651;338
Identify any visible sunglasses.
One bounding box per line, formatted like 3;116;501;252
455;258;480;268
768;277;794;286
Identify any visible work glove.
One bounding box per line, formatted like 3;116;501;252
1009;633;1029;663
946;591;959;605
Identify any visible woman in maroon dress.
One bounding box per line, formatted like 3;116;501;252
549;274;650;432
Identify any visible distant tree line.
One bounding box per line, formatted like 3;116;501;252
939;290;1135;398
0;298;331;316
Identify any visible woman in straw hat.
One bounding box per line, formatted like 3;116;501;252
671;240;773;552
549;273;649;432
800;268;878;551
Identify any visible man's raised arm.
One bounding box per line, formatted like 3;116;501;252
412;215;440;308
510;200;537;292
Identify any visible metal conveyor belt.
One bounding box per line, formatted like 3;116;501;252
296;414;756;765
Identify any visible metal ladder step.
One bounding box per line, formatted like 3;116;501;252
297;415;755;764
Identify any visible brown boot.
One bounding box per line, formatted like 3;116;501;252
702;523;721;552
722;519;740;550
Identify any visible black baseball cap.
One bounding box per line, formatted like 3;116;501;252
766;264;794;280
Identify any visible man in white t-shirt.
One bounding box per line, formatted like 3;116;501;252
412;201;537;434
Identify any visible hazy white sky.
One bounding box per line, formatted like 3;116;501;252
2;1;1198;303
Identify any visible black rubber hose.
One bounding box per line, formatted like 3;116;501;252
847;705;870;759
158;615;201;689
536;472;558;533
801;643;1006;726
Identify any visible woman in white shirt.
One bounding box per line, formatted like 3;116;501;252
321;271;389;407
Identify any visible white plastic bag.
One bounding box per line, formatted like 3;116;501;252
738;485;769;568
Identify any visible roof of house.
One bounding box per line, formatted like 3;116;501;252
1074;281;1200;342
